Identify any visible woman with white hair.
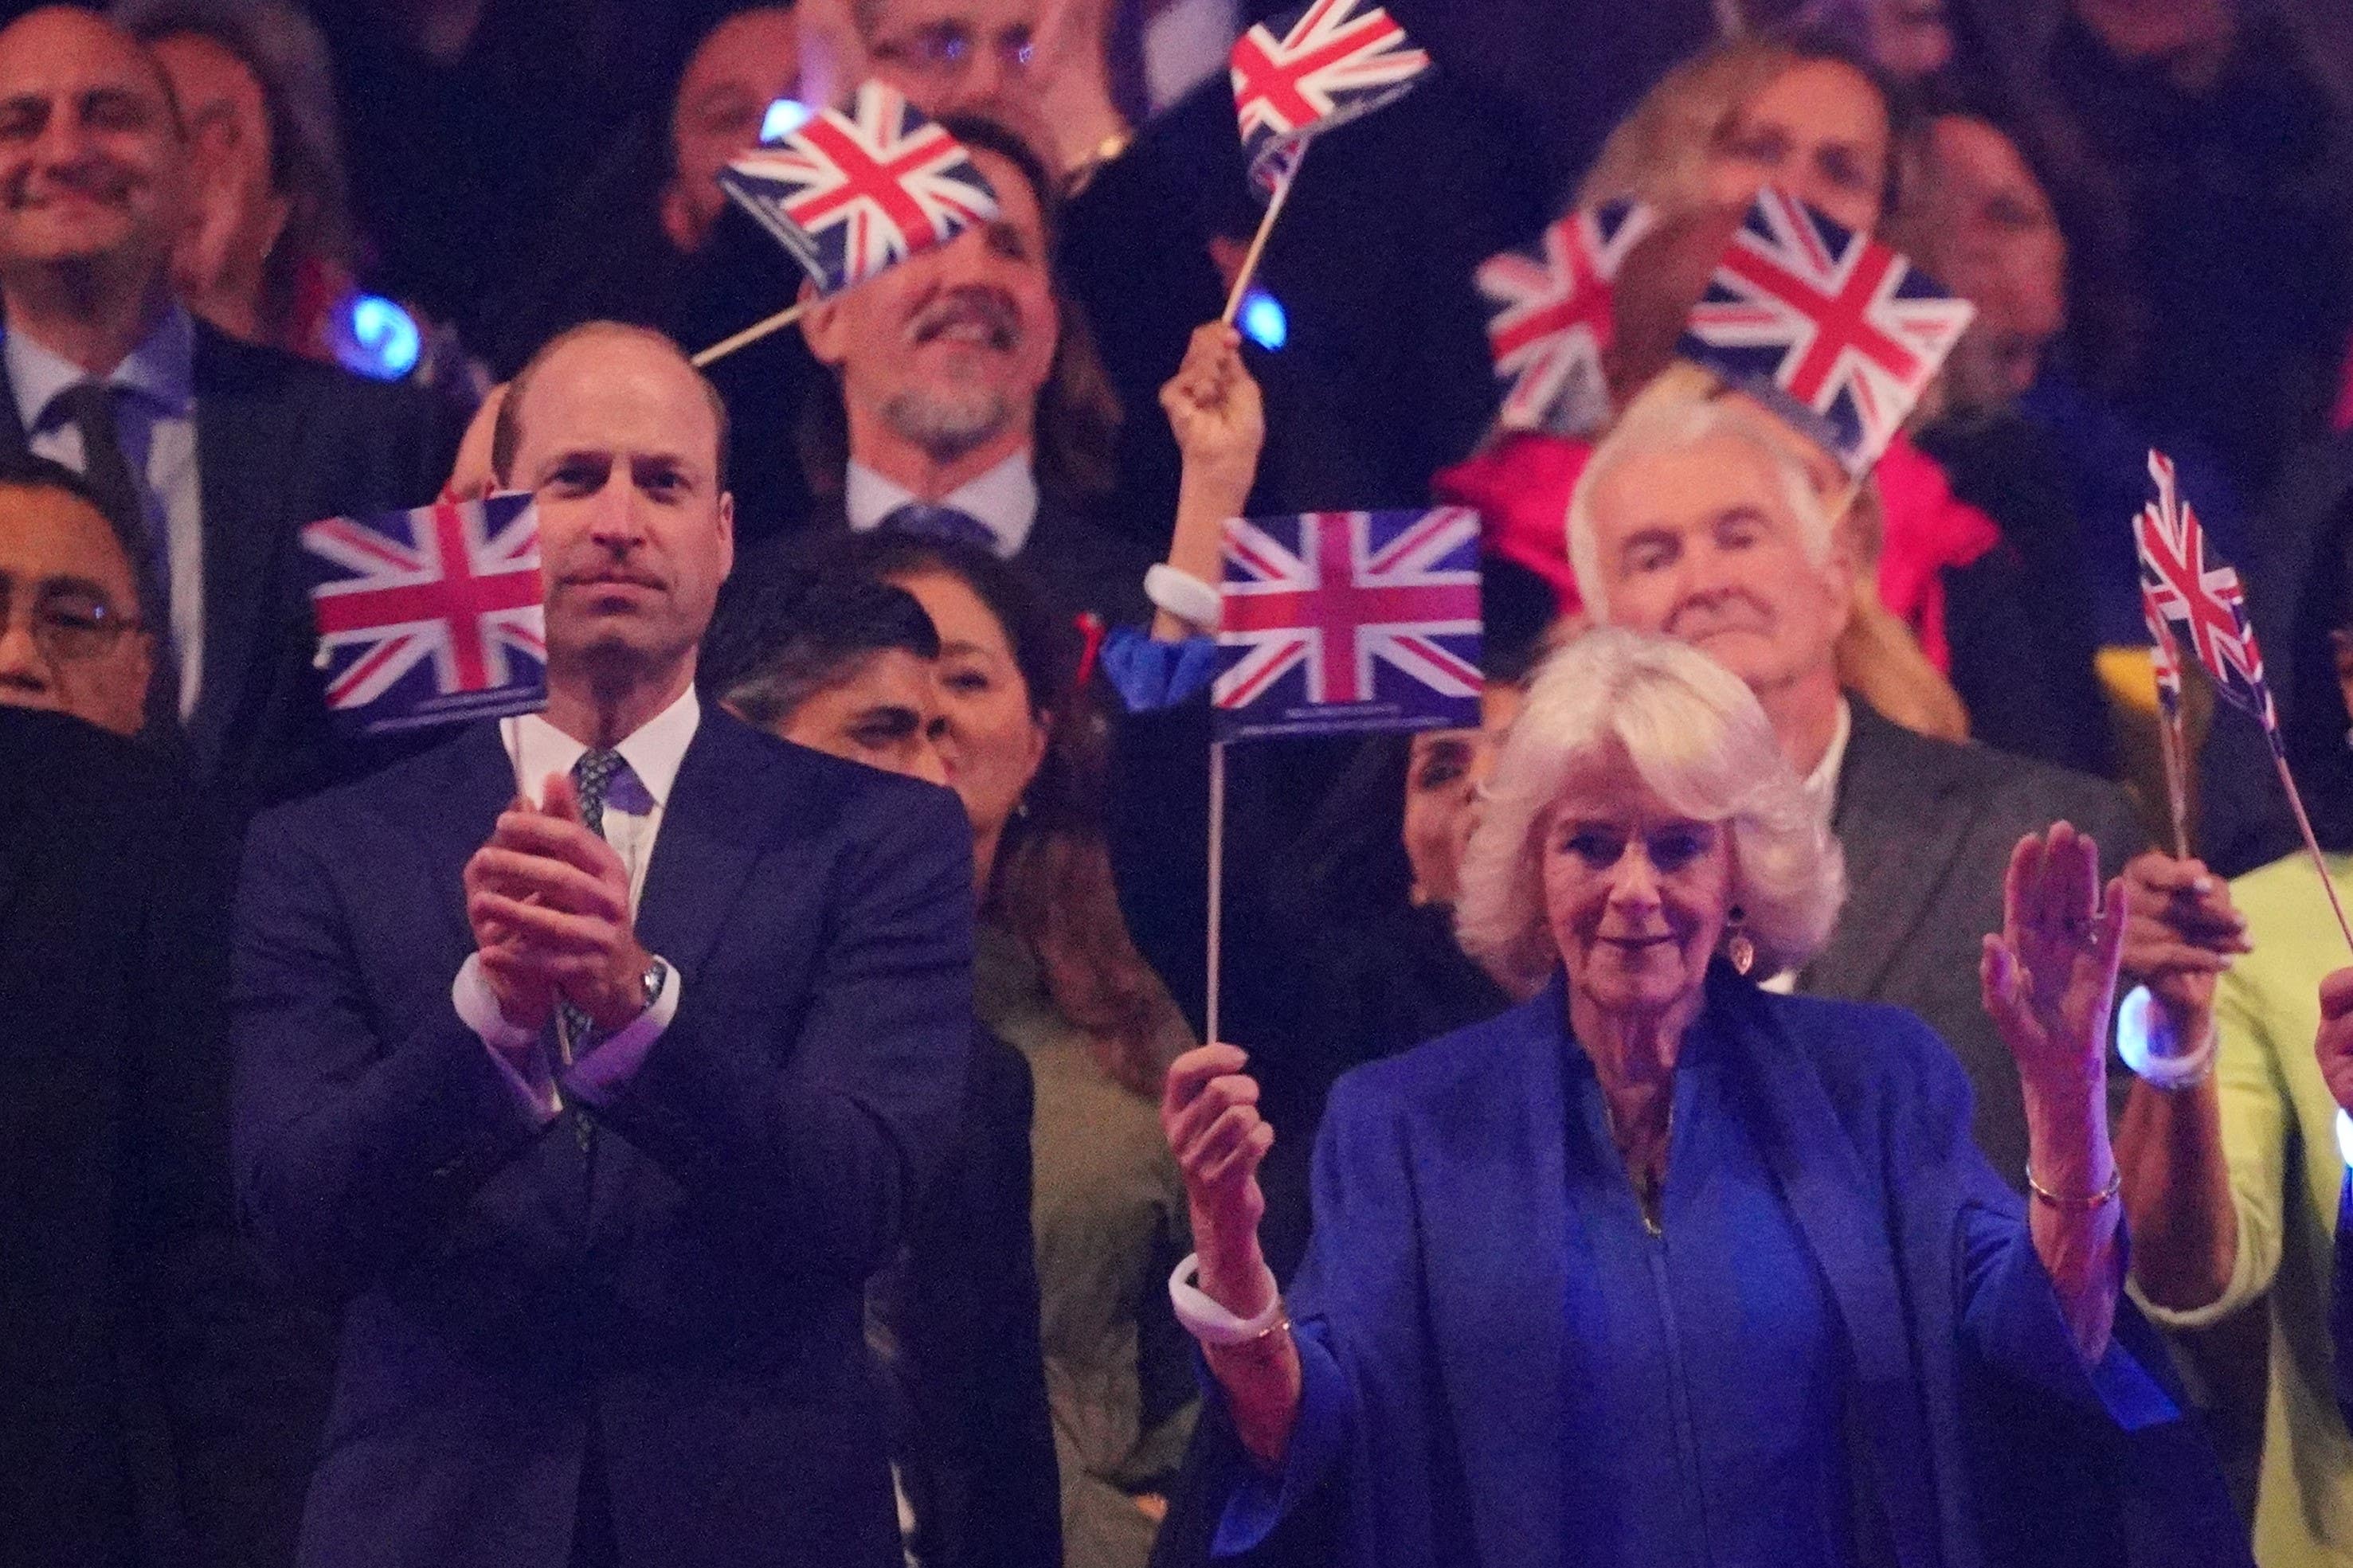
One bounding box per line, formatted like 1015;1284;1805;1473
1157;626;2247;1568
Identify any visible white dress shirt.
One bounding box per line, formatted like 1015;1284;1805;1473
845;449;1039;557
6;307;203;717
450;685;700;1118
1761;698;1851;995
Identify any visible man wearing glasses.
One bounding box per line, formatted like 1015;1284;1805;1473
0;449;155;737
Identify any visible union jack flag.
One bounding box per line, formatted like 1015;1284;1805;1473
302;493;546;737
1215;508;1482;741
1478;199;1656;437
719;81;999;297
1230;0;1430;193
1678;189;1975;474
2136;448;2277;737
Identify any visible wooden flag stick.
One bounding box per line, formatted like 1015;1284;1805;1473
692;299;811;368
2154;708;2191;859
1222;154;1302;327
2271;746;2353;954
1206;740;1228;1046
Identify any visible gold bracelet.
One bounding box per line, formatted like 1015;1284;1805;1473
2024;1163;2122;1210
1204;1314;1294;1357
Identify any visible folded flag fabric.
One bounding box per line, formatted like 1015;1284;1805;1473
1215;507;1482;741
1478;198;1657;438
2136;448;2278;737
719;80;999;296
303;492;546;736
1230;0;1431;194
1678;187;1974;475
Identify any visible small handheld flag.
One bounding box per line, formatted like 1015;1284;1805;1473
1230;0;1431;195
2141;577;2191;856
1678;188;1974;475
1478;200;1657;438
718;81;999;299
1213;507;1482;741
303;493;546;737
2136;448;2353;951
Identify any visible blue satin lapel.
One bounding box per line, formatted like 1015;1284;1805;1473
1415;987;1570;1567
1709;976;1945;1568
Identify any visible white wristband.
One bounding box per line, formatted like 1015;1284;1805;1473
1169;1252;1283;1345
1145;564;1223;632
2116;983;2218;1090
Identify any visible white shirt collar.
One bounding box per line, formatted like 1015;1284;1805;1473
6;303;196;428
501;683;702;809
844;449;1039;557
1802;698;1853;819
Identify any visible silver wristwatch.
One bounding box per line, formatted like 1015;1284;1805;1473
640;956;671;1014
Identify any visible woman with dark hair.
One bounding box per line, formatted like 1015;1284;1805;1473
783;528;1198;1568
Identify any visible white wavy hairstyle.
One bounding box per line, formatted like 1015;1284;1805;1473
1455;626;1846;993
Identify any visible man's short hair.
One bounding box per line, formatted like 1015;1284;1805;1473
699;550;941;729
492;321;732;490
0;448;156;620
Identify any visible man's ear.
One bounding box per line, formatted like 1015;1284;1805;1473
716;491;737;580
659;177;702;254
799;279;846;368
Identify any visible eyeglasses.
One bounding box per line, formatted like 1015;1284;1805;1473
871;22;1037;80
0;573;142;664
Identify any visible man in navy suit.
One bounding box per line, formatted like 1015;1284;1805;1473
232;321;977;1568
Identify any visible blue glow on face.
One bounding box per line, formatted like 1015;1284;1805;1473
1239;288;1287;351
345;295;420;380
761;98;814;143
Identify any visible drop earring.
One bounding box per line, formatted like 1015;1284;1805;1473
1725;905;1755;977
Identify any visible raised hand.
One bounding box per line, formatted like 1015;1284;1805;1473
1982;822;2127;1101
1159;322;1265;502
2119;850;2249;1046
463;772;651;1038
1161;1042;1276;1312
2318;968;2353;1115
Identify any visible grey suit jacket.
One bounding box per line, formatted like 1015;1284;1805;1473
1801;701;2147;1187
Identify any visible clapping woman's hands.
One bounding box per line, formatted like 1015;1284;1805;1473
1983;823;2128;1100
1162;1042;1277;1313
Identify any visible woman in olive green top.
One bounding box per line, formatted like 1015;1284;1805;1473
883;534;1200;1568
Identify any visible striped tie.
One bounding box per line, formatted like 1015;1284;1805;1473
556;748;624;1149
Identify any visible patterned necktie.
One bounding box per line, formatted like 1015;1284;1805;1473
555;747;625;1073
878;501;998;552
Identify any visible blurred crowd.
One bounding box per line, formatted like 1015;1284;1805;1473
10;0;2353;1565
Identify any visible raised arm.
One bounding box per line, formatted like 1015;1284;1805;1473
1979;822;2127;1360
1149;323;1264;643
1161;1041;1298;1468
2114;851;2249;1312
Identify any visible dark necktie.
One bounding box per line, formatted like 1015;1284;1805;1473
878;501;997;552
53;381;180;730
557;748;624;1149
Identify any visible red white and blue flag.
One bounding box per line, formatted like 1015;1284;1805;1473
302;493;546;736
1230;0;1430;194
1478;199;1657;437
1215;508;1482;741
719;81;999;297
2137;448;2277;738
1678;188;1974;475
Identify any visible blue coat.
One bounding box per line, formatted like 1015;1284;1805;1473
1196;969;2249;1568
232;712;976;1568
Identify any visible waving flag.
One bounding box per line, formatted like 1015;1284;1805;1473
302;493;546;736
1214;508;1482;741
718;81;999;296
1230;0;1431;193
2136;448;2277;736
1678;188;1974;475
1478;200;1656;437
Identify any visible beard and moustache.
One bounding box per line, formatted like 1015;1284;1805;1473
879;285;1028;466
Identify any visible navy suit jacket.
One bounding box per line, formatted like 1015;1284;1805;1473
231;709;975;1568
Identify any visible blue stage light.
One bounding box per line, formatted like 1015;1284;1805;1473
343;295;420;381
761;98;814;142
1239;288;1288;351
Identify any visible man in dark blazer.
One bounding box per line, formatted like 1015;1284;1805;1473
233;322;976;1568
0;8;458;832
0;705;323;1568
1574;392;2144;1185
794;113;1153;628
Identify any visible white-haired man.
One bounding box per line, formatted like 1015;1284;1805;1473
1569;392;2145;1183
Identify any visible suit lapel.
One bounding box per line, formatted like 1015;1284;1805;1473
406;724;523;950
186;328;307;778
1713;978;1945;1568
1806;705;1979;999
634;711;775;984
1419;991;1568;1566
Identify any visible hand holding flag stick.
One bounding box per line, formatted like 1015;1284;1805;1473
2138;449;2353;952
697;82;1000;368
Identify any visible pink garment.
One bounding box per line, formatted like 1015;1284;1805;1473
1433;430;2001;671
